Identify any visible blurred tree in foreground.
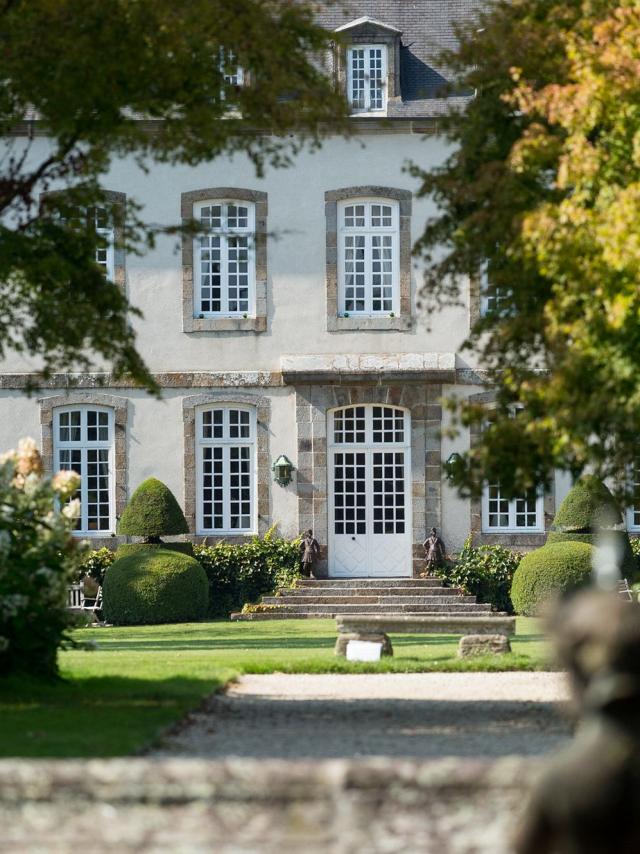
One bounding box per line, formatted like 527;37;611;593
413;0;640;499
0;0;347;392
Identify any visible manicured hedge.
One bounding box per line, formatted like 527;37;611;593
510;540;593;616
546;530;635;578
194;529;301;618
118;478;188;538
102;549;207;625
553;475;622;531
115;542;194;558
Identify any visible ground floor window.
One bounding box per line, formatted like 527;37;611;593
196;405;256;534
482;484;544;533
53;405;115;534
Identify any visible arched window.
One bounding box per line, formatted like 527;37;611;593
53;405;115;534
194;200;255;317
338;198;399;316
196;405;256;534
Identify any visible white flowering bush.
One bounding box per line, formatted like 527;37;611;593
0;438;82;678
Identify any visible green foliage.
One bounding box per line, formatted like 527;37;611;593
553;476;623;531
117;478;188;539
0;439;82;678
433;537;521;613
0;1;347;389
630;539;640;578
76;547;115;586
194;528;302;618
510;541;593;616
115;542;193;558
102;549;207;625
412;0;640;498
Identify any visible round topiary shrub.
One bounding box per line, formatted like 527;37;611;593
102;549;207;625
115;542;194;559
118;478;188;542
510;541;593;616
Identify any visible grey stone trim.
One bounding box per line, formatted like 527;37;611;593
325;187;412;333
467;391;555;544
0;371;283;390
40;190;127;293
295;382;441;578
181;188;268;334
469;272;481;328
182;391;271;537
281;353;454;385
38;392;128;523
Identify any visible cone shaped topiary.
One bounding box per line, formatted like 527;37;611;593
552;474;623;532
118;478;188;542
548;475;635;577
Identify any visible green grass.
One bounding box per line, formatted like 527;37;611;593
0;616;551;758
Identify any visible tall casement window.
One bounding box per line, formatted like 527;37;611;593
194;200;255;317
53;405;115;534
93;207;116;281
481;484;544;533
338;198;399;315
196;406;256;535
347;45;387;112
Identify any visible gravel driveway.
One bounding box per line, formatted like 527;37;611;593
154;672;571;760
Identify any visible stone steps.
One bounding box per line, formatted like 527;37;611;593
262;595;478;606
229;576;499;622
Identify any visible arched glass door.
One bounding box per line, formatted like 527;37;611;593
328;405;412;577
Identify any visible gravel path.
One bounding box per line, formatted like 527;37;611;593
154;673;572;760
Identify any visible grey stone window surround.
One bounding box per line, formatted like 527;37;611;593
39;190;127;293
39;392;128;540
468;390;554;547
295;382;441;578
181;188;268;334
182;391;271;541
325;187;413;333
334;21;402;113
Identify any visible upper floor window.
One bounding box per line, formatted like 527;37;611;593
338;198;399;315
194;200;255;317
93;207;115;280
347;45;387;112
219;49;244;94
54;405;115;535
480;261;511;317
196;405;256;535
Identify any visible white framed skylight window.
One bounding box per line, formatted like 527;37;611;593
347;44;387;112
194;200;255;317
53;405;115;535
196;405;256;535
481;484;544;533
338;198;399;315
219;49;244;95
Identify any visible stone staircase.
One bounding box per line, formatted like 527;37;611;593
230;577;495;621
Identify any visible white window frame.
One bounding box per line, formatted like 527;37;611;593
479;261;510;317
94;207;115;281
481;484;544;533
193;200;256;318
625;464;640;531
219;49;244;96
195;405;257;536
53;405;115;536
347;44;387;113
337;197;399;317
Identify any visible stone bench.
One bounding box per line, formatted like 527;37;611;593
335;614;517;658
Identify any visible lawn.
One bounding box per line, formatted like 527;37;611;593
0;616;551;759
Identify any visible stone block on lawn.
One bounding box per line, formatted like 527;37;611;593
335;632;393;657
457;634;511;658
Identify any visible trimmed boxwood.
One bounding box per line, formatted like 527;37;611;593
118;478;188;540
510;540;593;616
549;475;635;577
115;542;194;558
102;549;207;625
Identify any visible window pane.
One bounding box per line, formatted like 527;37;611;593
350;49;365;110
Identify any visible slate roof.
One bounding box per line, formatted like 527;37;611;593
316;0;483;119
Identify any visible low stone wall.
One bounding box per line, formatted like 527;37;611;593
0;757;539;853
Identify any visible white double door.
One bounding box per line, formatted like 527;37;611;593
328;405;412;578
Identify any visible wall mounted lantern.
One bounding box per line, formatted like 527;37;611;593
272;454;295;487
444;452;464;482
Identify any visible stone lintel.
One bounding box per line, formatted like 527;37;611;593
335;615;516;637
282;353;456;385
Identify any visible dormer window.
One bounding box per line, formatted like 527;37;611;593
347;45;386;112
